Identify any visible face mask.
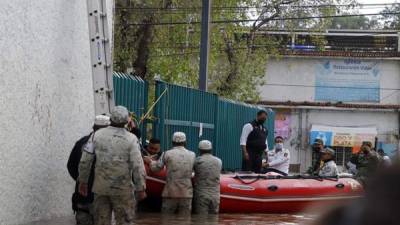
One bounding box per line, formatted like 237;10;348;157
257;118;266;124
275;143;283;150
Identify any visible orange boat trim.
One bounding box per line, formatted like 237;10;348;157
220;194;363;202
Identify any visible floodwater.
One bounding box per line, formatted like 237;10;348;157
22;213;316;225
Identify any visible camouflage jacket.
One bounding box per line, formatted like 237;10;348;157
79;126;146;195
193;153;222;196
150;146;196;198
351;151;380;178
318;160;339;177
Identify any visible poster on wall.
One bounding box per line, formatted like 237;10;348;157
310;125;377;152
275;111;291;139
315;59;380;102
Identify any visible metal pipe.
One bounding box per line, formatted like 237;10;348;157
199;0;212;91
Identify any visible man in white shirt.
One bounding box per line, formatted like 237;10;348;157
263;136;290;175
240;110;269;173
318;148;339;177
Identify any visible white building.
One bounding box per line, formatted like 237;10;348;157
0;1;112;224
259;30;400;172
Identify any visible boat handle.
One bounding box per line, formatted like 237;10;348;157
336;183;345;189
268;185;278;192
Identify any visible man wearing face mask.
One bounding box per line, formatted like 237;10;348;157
263;136;290;176
307;139;324;175
240;110;269;173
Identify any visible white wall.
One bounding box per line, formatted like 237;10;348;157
260;57;400;104
0;0;112;224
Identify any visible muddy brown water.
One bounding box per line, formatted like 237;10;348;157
22;213;316;225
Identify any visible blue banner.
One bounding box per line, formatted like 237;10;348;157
315;59;380;102
310;130;333;146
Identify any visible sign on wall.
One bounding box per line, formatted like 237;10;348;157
310;125;377;152
275;111;291;139
315;59;380;102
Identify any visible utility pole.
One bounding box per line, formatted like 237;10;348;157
199;0;212;91
86;0;115;115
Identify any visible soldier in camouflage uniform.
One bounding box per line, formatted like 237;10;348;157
79;106;147;225
307;139;324;175
350;142;381;186
193;140;222;214
318;148;339;177
144;132;195;215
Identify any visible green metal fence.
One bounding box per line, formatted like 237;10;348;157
152;81;275;171
153;81;218;156
113;72;148;138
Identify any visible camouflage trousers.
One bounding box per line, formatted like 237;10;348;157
93;193;136;225
161;198;192;215
193;193;220;214
75;204;94;225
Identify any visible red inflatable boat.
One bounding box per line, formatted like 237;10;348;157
145;167;364;213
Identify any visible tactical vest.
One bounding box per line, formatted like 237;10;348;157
246;120;268;153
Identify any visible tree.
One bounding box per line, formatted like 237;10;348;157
381;4;400;29
113;0;354;101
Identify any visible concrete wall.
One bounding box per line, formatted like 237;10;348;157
0;1;112;224
276;108;399;172
260;57;400;104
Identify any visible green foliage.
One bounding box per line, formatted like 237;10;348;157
381;4;400;29
113;0;354;101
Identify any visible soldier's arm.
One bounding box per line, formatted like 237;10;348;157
78;151;95;184
150;152;166;172
130;139;146;191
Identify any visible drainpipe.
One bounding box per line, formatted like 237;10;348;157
398;110;400;159
298;109;303;170
397;32;400;52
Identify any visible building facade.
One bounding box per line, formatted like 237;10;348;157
258;30;400;172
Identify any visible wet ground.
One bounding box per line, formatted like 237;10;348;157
22;213;316;225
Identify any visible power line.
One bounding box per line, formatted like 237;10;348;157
115;6;393;16
115;3;400;11
124;12;400;26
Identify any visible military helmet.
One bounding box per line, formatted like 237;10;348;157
199;140;212;150
321;148;335;156
110;106;129;124
172;132;186;143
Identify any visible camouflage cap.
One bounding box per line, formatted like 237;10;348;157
321;148;335;156
199;140;212;150
172;132;186;143
110;106;129;124
94;115;110;126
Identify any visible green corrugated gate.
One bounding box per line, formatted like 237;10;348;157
113;72;148;139
152;81;275;171
153;81;218;156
